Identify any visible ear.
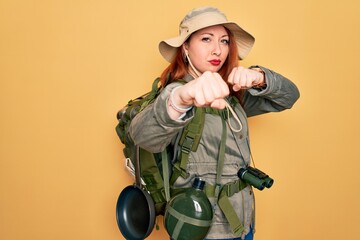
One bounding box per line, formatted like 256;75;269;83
182;44;189;55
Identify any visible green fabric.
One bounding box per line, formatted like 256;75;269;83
170;107;205;183
204;179;248;237
204;179;247;198
140;148;167;214
205;98;246;237
178;107;205;169
162;148;170;202
166;205;213;227
214;117;227;200
218;195;244;236
218;179;248;236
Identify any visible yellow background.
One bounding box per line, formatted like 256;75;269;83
1;0;359;239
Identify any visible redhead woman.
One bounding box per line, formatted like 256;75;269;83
128;6;300;240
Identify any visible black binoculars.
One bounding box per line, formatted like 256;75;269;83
237;166;274;191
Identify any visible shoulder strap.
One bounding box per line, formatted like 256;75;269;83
167;78;206;182
170;107;205;183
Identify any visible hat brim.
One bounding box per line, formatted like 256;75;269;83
159;22;255;62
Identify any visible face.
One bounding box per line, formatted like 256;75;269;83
183;25;230;74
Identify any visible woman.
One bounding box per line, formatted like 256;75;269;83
128;6;300;240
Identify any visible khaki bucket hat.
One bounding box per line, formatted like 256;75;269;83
159;6;255;62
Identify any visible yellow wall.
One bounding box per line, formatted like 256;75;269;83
1;0;359;239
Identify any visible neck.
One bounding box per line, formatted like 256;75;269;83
188;67;200;79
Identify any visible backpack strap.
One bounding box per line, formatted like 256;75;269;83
218;183;246;236
162;148;170;202
204;179;248;236
214;115;227;200
215;97;247;237
138;148;167;214
170;107;205;184
203;96;248;237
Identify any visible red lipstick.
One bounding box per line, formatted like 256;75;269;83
209;59;221;66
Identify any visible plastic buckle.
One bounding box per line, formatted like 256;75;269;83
228;182;238;197
181;136;194;154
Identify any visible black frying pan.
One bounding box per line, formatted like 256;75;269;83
116;145;156;239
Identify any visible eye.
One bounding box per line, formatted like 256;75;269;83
221;39;230;45
201;37;211;42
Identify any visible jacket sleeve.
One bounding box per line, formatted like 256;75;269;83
243;66;300;117
128;83;194;153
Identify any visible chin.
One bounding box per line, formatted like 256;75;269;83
201;66;218;72
211;66;222;72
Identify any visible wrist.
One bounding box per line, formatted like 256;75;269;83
168;86;193;113
252;68;267;89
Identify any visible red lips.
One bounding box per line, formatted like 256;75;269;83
209;59;221;66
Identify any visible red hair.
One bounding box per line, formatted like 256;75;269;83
159;27;245;104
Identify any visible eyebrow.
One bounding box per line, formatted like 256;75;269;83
200;33;229;38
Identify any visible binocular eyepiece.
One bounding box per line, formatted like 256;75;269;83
237;166;274;191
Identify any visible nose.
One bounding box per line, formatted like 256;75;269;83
212;42;221;56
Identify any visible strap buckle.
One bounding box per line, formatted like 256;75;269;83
181;136;194;154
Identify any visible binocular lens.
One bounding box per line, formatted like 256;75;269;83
264;177;274;188
237;167;274;191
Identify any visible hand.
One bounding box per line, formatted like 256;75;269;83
228;67;265;91
173;71;230;109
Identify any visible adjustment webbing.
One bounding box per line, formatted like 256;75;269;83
204;179;247;198
162;148;170;202
214;117;245;236
214;117;227;200
218;178;248;236
174;107;205;180
218;195;244;236
204;179;248;237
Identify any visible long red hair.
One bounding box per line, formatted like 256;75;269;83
159;27;245;104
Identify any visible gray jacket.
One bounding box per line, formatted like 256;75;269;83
128;66;300;239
